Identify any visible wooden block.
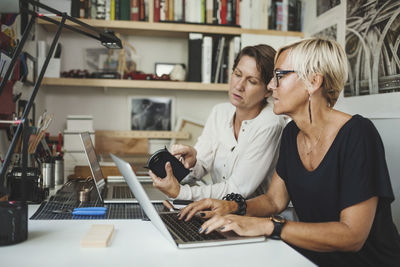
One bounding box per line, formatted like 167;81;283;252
95;131;149;155
81;224;114;248
96;130;190;139
74;165;136;179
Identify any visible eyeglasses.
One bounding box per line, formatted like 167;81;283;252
272;70;296;87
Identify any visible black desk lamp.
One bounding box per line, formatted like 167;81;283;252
0;0;121;203
0;0;122;246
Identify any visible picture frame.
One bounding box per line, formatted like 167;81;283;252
154;63;176;77
317;0;340;17
344;0;400;97
22;52;36;85
85;48;119;72
170;117;204;147
129;96;174;131
312;24;337;41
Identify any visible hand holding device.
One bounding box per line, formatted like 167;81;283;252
146;147;190;182
170;144;197;169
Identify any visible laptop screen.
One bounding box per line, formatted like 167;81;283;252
80;132;105;196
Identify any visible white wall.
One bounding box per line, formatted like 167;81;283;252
42;86;227;134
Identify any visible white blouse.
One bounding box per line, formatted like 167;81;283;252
176;98;286;201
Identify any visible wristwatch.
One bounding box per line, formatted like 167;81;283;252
269;215;286;240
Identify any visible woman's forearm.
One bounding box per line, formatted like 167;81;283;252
246;194;281;217
281;221;366;252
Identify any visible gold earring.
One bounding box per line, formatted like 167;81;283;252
308;94;312;124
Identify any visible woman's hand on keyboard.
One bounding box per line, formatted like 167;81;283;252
199;214;273;237
178;198;238;222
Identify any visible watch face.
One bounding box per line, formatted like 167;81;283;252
272;215;286;224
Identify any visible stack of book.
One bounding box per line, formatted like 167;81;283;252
268;0;303;32
188;33;241;84
66;0;303;31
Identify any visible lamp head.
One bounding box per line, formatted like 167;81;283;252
100;30;122;49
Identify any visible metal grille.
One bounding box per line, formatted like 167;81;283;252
30;179;164;220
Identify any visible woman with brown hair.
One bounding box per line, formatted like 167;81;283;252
150;45;286;202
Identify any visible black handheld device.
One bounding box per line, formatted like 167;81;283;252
146;147;190;182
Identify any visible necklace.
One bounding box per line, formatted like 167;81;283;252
303;108;333;156
303;127;324;155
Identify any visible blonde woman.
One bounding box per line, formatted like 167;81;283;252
179;38;400;266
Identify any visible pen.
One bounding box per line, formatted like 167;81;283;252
72;210;106;216
73;207;107;212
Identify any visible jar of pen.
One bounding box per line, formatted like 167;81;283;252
7;112;64;203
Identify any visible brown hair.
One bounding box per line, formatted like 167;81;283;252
233;44;276;87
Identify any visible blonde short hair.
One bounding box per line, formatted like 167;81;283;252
276;38;348;107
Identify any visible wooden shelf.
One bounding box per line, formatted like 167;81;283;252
38;18;304;38
42;78;229;92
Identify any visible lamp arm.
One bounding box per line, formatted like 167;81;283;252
0;14;67;196
0;0;121;196
21;8;102;43
23;0;104;36
0;15;36;96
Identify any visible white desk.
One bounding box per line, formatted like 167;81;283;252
1;205;315;267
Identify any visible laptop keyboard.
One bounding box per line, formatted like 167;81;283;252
160;213;226;242
112;186;134;199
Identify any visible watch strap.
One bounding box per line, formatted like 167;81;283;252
270;216;285;240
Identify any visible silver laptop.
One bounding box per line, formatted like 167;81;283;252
111;153;266;248
80;132;167;203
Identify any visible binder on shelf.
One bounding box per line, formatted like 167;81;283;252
154;0;161;22
168;0;174;21
188;33;203;82
163;0;169;21
234;0;240;25
120;0;130;20
227;36;241;83
288;0;302;31
148;0;154;22
220;0;227;24
110;0;115;20
276;1;283;31
239;0;251;29
220;41;229;83
174;0;183;21
206;0;214;24
213;36;225;83
160;0;166;21
105;0;111;20
202;36;213;83
139;0;146;21
131;0;139;20
95;0;106;19
282;0;288;31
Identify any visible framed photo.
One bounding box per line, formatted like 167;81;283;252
85;48;118;72
345;0;400;97
170;117;204;147
312;24;337;41
129;96;174;131
317;0;340;17
155;63;176;76
22;52;36;85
